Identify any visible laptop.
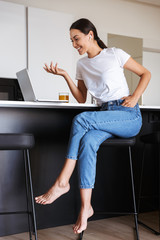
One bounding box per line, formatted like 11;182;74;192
16;69;68;103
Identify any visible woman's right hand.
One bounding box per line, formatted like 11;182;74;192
43;61;66;77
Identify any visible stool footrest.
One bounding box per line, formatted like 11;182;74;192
138;220;160;235
95;211;138;215
0;211;31;215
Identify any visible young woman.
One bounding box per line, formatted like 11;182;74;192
35;18;151;234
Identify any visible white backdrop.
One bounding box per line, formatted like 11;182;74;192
28;7;75;101
143;51;160;106
0;1;26;78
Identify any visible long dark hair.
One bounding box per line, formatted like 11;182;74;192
70;18;107;49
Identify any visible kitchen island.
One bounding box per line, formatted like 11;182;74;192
0;101;159;236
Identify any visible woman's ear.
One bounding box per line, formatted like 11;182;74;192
88;31;94;40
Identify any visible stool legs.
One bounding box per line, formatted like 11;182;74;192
138;144;146;214
138;143;160;235
129;146;140;240
157;143;160;234
24;149;38;240
78;146;140;240
24;151;33;240
77;231;84;240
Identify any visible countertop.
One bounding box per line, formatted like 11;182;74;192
0;100;98;109
0;100;159;110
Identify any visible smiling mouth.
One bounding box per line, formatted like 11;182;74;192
77;47;82;51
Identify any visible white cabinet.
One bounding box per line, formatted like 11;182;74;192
28;7;74;101
0;2;75;102
0;1;26;78
143;51;160;106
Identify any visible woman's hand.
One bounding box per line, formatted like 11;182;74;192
121;95;138;108
43;61;66;77
43;61;87;103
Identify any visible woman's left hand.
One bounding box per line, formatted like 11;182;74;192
121;95;138;108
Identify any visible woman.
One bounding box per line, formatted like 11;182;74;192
35;18;151;234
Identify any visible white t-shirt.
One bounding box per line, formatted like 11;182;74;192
76;47;131;105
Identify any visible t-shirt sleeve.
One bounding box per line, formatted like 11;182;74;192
114;48;131;68
75;60;83;80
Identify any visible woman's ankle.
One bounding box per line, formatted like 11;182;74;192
56;178;70;188
80;204;92;210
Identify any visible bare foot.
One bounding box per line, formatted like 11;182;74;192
73;206;94;234
35;181;70;205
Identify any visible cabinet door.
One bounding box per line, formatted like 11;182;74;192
28;7;74;101
0;1;26;78
143;51;160;106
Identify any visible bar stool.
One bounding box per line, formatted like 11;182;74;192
79;137;139;240
0;133;37;240
138;131;160;235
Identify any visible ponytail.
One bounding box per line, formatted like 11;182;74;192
96;37;107;49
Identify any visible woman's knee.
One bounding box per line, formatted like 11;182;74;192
72;112;88;127
80;131;98;151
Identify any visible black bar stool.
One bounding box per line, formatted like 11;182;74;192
79;137;139;240
0;133;37;240
138;131;160;235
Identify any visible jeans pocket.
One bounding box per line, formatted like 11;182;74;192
120;102;139;112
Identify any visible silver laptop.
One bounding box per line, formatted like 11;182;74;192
16;69;68;103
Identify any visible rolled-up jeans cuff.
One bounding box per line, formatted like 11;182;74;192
79;184;94;189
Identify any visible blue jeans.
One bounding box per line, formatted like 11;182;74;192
66;99;142;189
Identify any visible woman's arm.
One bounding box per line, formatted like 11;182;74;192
122;57;151;107
44;62;87;103
63;72;87;103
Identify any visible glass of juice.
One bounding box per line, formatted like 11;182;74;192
59;92;69;102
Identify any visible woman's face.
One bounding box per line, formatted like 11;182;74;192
70;29;92;55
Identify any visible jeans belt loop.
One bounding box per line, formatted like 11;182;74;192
116;99;121;106
100;99;122;111
101;102;108;111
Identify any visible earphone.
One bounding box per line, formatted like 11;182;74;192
89;35;92;40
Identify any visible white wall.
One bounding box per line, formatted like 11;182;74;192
1;0;160;104
142;51;160;106
27;7;74;101
4;0;160;50
0;1;26;78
